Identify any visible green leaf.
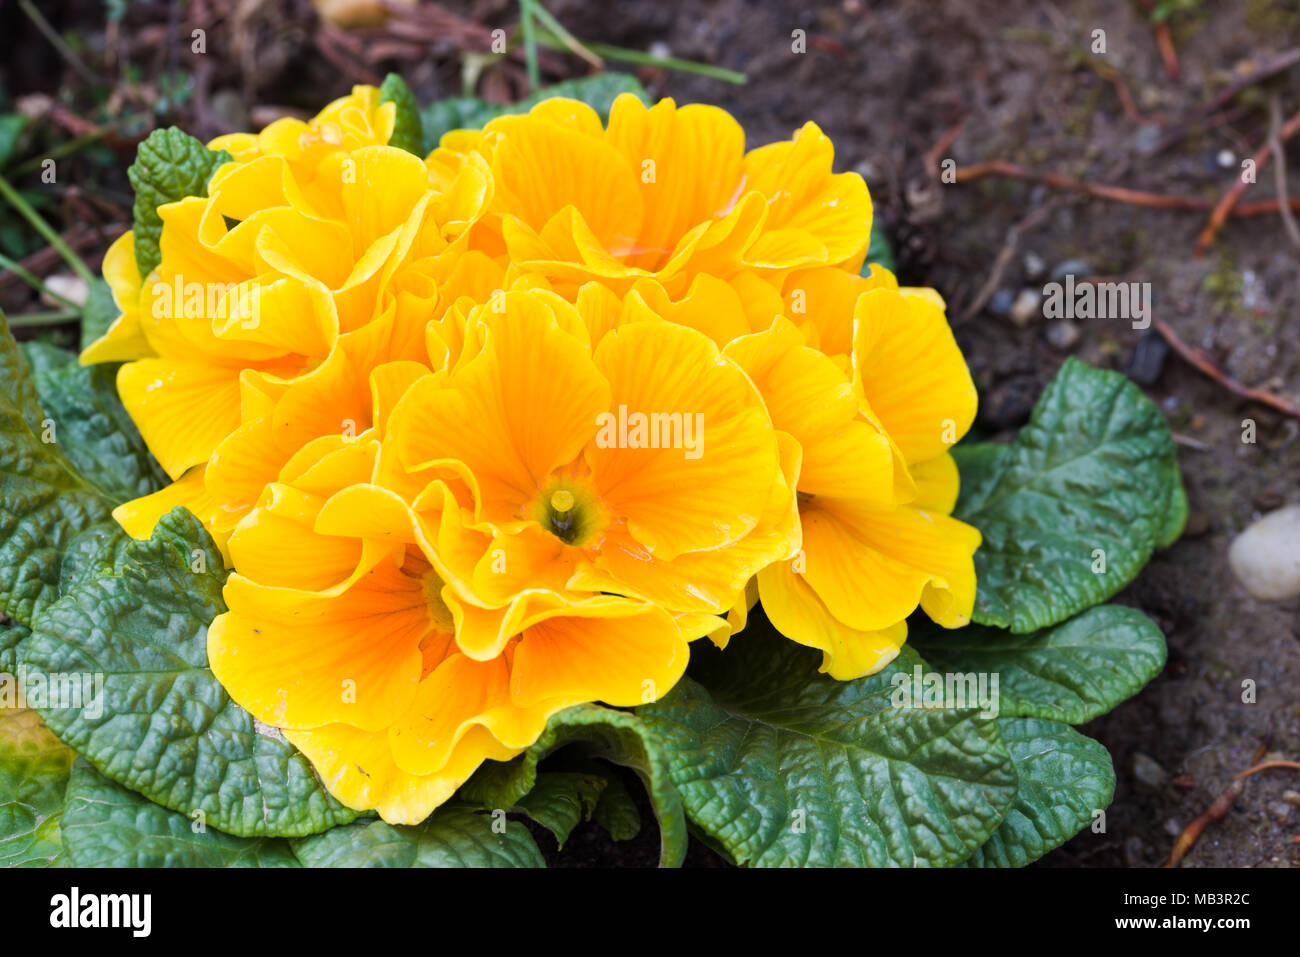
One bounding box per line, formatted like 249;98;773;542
20;341;167;502
22;508;357;838
0;709;74;867
0;114;26;169
863;217;895;272
458;703;687;867
910;604;1166;724
378;73;425;156
955;357;1183;632
592;772;641;842
1157;454;1188;548
0;619;28;675
636;625;1019;867
79;277;118;351
60;760;300;868
0;314;115;627
961;718;1114;867
513;770;607;849
128;127;231;281
420;72;649;152
290;804;544;868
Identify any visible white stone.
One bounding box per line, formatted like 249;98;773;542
1228;505;1300;600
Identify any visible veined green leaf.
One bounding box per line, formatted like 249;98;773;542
910;604;1166;724
20;341;167;502
0;315;115;627
955;358;1184;632
60;760;300;868
961;718;1114;867
378;73;425;156
458;703;686;867
637;625;1018;867
513;770;607;849
290;804;544;868
128;127;231;280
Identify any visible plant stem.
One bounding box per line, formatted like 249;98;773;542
526;1;603;68
536;34;747;84
0;172;96;283
5;308;80;328
519;0;541;93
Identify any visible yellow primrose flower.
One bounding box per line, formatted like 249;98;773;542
84;144;493;545
428;93;871;299
725;277;982;680
207;437;691;824
208;85;396;208
381;287;799;652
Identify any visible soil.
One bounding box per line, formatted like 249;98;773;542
4;0;1299;867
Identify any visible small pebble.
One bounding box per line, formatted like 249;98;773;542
1134;124;1163;155
1132;752;1169;792
1044;319;1080;351
40;274;89;309
1009;288;1042;326
1051;258;1092;282
987;288;1014;317
1228;505;1300;600
1023;251;1046;281
1126;330;1169;385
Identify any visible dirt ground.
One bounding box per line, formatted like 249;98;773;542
4;0;1299;867
557;0;1300;869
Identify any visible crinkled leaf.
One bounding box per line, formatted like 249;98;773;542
459;703;687;867
21;341;167;502
592;772;641;842
0;709;74;867
378;72;425;155
23;507;357;838
0;315;115;627
637;624;1018;867
513;770;607;849
421;72;649;152
1157;453;1188;548
128;127;231;280
955;358;1183;632
290;804;544;868
910;604;1166;724
962;718;1114;867
60;760;299;867
0;619;27;675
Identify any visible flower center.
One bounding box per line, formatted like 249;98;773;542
533;480;605;547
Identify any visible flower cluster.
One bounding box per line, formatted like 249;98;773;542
85;87;980;823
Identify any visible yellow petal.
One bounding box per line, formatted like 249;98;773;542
208;558;427;731
757;560;905;679
853;288;977;465
116;358;243;480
